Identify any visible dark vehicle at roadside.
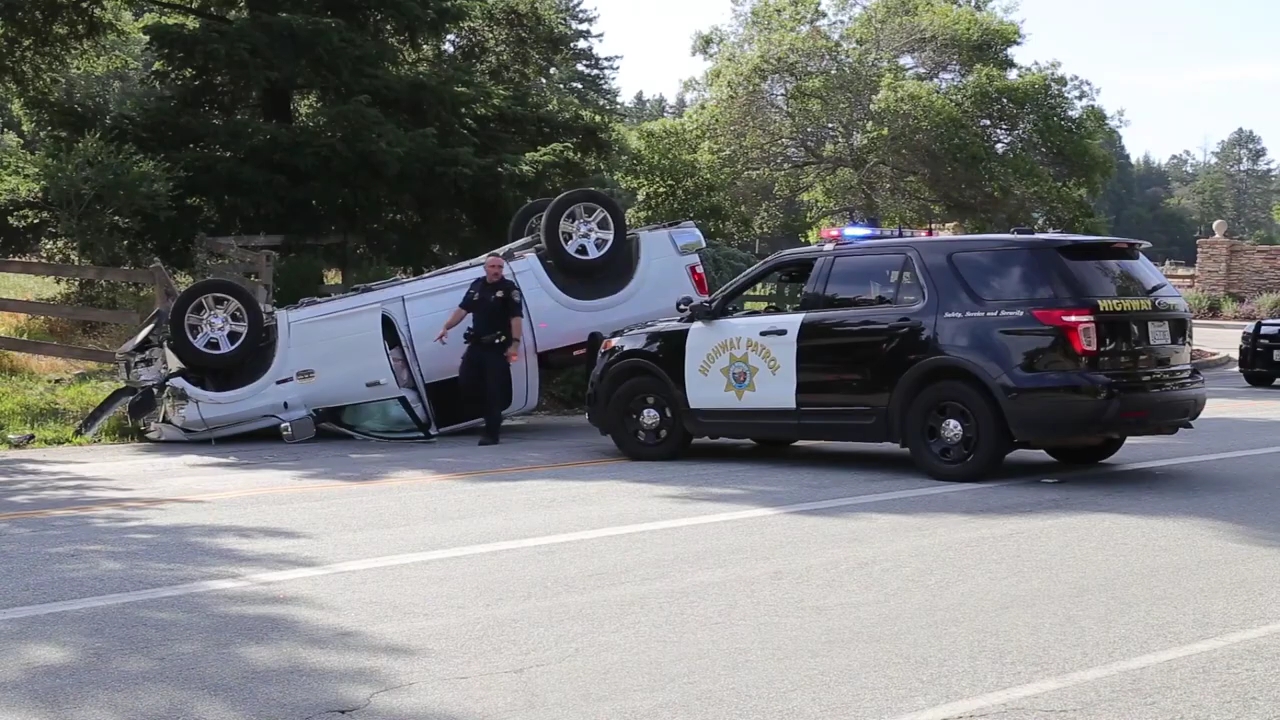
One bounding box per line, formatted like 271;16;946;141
1237;320;1280;387
584;225;1207;481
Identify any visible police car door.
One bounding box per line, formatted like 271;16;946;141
683;257;819;420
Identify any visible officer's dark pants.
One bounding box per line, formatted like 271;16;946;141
458;345;512;439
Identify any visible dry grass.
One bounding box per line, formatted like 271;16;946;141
0;273;141;447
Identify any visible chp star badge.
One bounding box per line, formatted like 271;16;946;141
511;288;521;302
720;351;759;400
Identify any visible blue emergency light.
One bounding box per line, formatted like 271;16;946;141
819;225;936;242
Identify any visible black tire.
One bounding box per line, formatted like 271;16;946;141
605;375;691;461
904;380;1011;482
751;438;797;448
508;197;553;244
1244;373;1276;388
1044;437;1127;465
540;188;631;277
167;278;265;371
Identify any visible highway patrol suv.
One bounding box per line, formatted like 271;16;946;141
584;225;1207;481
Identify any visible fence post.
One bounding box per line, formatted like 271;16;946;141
255;249;275;305
150;261;178;310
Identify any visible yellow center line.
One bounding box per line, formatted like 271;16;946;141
0;457;629;523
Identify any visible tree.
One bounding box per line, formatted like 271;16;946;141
669;0;1118;241
1212;128;1277;242
0;0;622;272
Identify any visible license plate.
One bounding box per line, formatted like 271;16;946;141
1147;320;1171;345
1273;350;1280;361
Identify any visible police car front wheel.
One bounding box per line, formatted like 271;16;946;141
904;380;1011;482
606;376;691;461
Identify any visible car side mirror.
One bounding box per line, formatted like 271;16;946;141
281;416;317;443
688;301;714;321
676;294;694;313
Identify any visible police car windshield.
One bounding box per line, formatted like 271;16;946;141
1054;244;1180;298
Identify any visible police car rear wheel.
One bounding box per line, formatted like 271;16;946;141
1043;437;1126;465
1244;372;1276;387
905;380;1010;482
607;376;690;461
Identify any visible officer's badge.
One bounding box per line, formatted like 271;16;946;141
496;290;504;298
511;289;521;302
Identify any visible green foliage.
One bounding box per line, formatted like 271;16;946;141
1251;291;1280;319
0;367;138;446
699;242;761;292
272;253;328;307
1182;290;1217;316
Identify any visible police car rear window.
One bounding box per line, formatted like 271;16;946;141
950;249;1057;301
1054;244;1179;298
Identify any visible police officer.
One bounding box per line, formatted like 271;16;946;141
435;253;524;445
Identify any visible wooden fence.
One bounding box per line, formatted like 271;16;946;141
0;237;276;364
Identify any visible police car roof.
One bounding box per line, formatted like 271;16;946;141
774;232;1153;259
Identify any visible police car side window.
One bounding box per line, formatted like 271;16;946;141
821;254;916;309
720;259;816;316
950;249;1056;301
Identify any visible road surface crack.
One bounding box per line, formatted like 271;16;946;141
303;681;422;719
441;657;566;681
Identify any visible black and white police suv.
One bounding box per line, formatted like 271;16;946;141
584;224;1208;481
1237;320;1280;387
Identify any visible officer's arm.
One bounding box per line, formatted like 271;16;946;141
507;286;524;347
441;307;467;332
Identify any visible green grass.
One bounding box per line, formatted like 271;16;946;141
0;366;139;447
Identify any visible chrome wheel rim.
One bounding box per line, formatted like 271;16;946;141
184;293;249;355
556;202;614;260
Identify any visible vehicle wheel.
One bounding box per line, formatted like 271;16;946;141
751;438;797;447
1243;373;1276;388
606;375;690;461
167;278;265;371
1044;437;1127;465
507;197;553;244
540;188;631;277
905;380;1010;482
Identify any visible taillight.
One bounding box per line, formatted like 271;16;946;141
1032;308;1098;355
688;263;709;296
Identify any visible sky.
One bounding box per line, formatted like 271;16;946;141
587;0;1280;162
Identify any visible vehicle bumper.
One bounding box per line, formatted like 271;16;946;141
1001;369;1207;445
585;361;607;432
1238;342;1280;373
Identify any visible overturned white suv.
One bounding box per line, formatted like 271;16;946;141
79;189;711;443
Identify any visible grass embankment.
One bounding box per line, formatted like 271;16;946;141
0;274;139;447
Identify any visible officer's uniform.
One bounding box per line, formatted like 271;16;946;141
457;276;523;442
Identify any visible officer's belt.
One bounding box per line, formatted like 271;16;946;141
464;330;508;346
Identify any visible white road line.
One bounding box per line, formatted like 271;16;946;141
886;622;1280;720
2;445;1279;623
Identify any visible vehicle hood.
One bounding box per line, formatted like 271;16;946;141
611;316;688;337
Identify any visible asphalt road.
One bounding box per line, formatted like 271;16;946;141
2;366;1279;720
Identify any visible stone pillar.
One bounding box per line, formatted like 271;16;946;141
1194;220;1235;296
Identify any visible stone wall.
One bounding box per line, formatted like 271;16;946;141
1195;238;1280;297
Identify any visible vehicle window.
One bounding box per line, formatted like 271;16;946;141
1053;244;1179;298
950;249;1057;301
821;254;917;309
720;259;816;316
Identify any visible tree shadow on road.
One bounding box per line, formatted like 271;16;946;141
0;495;510;720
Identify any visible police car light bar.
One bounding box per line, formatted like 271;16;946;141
819;225;935;241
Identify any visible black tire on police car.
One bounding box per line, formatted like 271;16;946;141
1243;373;1276;388
1043;437;1126;465
606;375;691;461
904;380;1011;482
540;188;631;277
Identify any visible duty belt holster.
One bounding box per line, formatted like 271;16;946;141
464;329;508;347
